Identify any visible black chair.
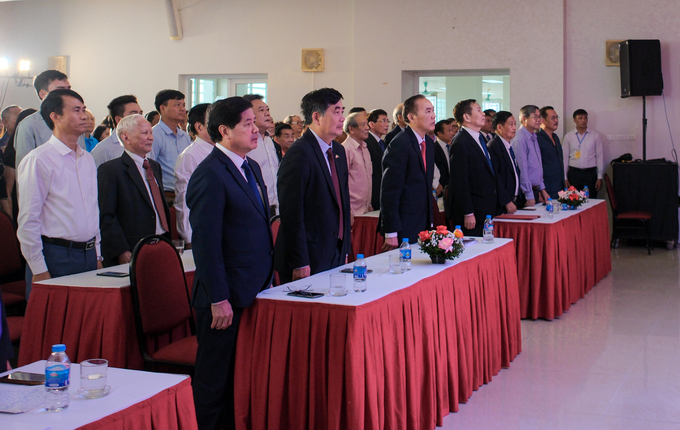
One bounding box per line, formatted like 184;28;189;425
604;173;652;255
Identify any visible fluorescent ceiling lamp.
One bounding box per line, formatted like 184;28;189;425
482;79;503;84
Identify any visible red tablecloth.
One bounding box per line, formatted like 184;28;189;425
234;241;521;430
495;201;611;320
351;214;384;260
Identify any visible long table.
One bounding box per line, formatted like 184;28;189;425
234;238;521;430
0;361;197;430
494;199;611;320
18;253;196;369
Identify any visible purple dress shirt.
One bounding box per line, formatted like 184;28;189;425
511;126;545;199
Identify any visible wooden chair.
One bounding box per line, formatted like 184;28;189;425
604;173;652;255
129;235;198;372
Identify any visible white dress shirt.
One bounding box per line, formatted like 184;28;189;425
124;150;166;235
14;111;86;169
91;132;124;167
499;135;520;197
17;135;101;275
562;128;604;179
247;133;279;212
432;137;451;190
174;137;213;243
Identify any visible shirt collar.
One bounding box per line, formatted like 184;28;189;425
158;120;177;136
215;143;247;168
125;149;147;169
193;136;214;149
343;135;365;150
462;126;480;141
437;137;450;147
409;127;425;145
310;129;332;153
518;126;535;138
369;131;382;142
49;134;86;158
499;135;512;149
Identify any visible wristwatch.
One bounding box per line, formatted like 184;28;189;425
96;255;104;262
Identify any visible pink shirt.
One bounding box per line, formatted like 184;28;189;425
342;135;373;217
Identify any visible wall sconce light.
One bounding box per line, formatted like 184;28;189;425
0;58;34;87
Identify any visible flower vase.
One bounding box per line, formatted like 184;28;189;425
430;255;446;264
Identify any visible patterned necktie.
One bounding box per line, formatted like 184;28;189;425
379;139;386;152
326;148;344;240
241;160;265;213
420;142;426;172
142;159;169;232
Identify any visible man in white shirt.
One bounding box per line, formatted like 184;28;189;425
562;108;604;198
242;94;279;217
174;103;215;247
91;95;143;167
14;70;86;168
17;89;103;294
342;111;373;222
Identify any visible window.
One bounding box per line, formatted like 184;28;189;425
182;74;268;108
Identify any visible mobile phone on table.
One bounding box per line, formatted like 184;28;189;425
286;291;325;299
0;372;45;386
96;271;129;278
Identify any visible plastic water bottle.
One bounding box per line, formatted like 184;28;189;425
353;254;368;292
454;225;464;238
45;344;71;412
399;238;412;271
584;186;590;202
546;198;554;219
483;215;494;243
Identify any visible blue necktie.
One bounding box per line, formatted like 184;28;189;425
509;146;520;176
479;133;494;174
379;139;386;152
242;160;266;213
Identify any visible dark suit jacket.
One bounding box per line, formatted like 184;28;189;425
488;136;524;213
384;126;402;146
98;152;171;266
187;147;273;309
0;292;13;371
275;129;352;280
433;140;450;188
380;126;435;243
364;132;384;211
446;129;497;237
536;128;565;199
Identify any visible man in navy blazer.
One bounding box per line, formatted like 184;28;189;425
446;99;498;237
187;97;274;430
98;115;171;267
487;111;525;215
380;94;436;249
275;88;351;283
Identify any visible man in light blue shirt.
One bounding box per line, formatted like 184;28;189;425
511;104;550;207
149;89;191;193
14;70;86;168
91;95;143;167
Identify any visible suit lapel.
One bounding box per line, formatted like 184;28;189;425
306;131;338;207
406;127;427;178
214;148;268;221
465;129;494;176
123;152;154;210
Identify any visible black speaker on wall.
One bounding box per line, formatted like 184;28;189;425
620;39;663;98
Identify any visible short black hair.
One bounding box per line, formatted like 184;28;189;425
33;70;68;98
300;88;343;126
540;106;555;119
242;94;264;103
403;94;427;124
93;125;110;141
40;89;84;130
349;107;366;114
145;111;159;123
434;118;453;135
154;89;185;112
453;99;477;125
275;122;293;137
107;95;139;125
573;108;588;119
367;109;387;124
483;109;496;118
188;103;210;135
492;111;514;130
207;97;253;143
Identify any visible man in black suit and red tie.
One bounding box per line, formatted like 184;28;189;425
275;88;351;282
446;99;498;237
380;94;436;249
487;111;525;214
187;97;274;430
97;114;171;266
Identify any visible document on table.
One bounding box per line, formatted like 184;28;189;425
0;384;45;414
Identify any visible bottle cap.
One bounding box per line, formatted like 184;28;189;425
486;215;492;219
52;344;66;353
402;238;409;242
548;198;552;201
356;254;364;259
455;225;461;229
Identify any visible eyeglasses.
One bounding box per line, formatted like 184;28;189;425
377;119;391;124
289;121;303;125
528;115;541;120
547;116;559;120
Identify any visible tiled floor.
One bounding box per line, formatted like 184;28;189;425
441;245;680;429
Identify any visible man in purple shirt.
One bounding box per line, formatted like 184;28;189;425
511;105;550;206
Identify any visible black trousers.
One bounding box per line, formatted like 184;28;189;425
567;166;598;199
193;306;244;430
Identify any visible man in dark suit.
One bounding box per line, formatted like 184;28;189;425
481;109;497;142
187;97;274;430
537;106;565;199
447;99;497;237
384;103;406;146
365;109;389;211
380;94;435;249
276;88;351;283
98;114;171;267
487;111;524;215
433;118;455;195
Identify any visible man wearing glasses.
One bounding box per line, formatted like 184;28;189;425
511;105;550;206
365;108;390;211
283;114;304;139
536;106;565;199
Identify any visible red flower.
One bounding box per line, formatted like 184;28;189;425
419;231;432;241
568;186;577;192
569;193;578;200
435;225;449;235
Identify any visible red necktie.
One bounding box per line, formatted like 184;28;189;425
420;142;427;172
142;159;169;232
326;148;344;241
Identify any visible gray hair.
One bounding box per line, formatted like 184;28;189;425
283;114;298;124
392;103;404;124
116;114;145;142
519;105;540;120
1;105;20;121
343;112;363;134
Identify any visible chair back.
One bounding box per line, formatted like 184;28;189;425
0;210;23;277
604;173;618;213
129;235;194;339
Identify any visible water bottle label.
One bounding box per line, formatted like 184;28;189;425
46;365;70;388
353;266;367;280
400;249;411;260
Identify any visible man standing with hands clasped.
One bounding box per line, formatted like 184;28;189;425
188;97;274;430
512;105;550;206
562;109;603;198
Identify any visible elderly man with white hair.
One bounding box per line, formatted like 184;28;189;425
97;114;171;266
341;111;373;223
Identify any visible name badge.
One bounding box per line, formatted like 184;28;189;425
574;150;581;159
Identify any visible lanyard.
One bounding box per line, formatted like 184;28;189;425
576;131;588;150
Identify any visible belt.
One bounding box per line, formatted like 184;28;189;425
569;166;597;172
42;236;96;250
532;185;540;190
